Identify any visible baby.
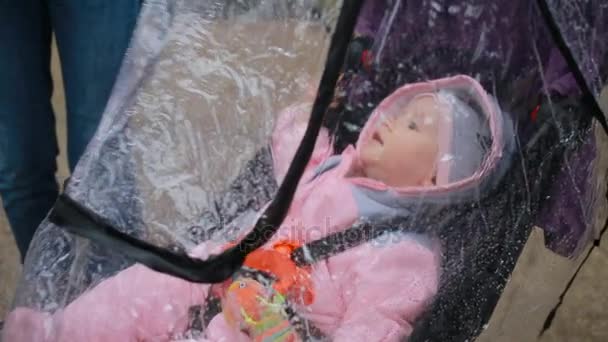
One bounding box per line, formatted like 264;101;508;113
3;75;504;341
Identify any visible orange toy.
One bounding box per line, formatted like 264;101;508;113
217;241;315;341
242;241;314;305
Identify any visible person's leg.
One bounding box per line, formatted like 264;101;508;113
49;0;141;170
0;2;59;259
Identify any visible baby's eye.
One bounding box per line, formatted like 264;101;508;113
408;121;419;131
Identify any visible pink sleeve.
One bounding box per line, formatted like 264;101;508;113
271;102;333;184
2;265;210;342
328;235;440;342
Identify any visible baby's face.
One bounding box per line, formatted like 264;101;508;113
359;94;446;187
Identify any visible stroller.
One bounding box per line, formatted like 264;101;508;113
3;0;607;341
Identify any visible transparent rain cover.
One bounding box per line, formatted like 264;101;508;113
3;1;607;342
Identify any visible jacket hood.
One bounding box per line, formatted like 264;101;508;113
350;75;512;200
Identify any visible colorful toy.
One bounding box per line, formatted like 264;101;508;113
218;242;313;341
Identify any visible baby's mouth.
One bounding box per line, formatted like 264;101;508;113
372;131;384;145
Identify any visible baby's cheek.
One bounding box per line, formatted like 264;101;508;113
360;142;383;165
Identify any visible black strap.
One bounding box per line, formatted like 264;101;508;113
231;0;365;256
291;220;399;267
49;0;366;284
51;194;242;283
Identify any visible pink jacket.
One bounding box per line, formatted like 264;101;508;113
4;76;505;342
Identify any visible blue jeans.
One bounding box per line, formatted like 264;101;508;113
0;0;141;260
